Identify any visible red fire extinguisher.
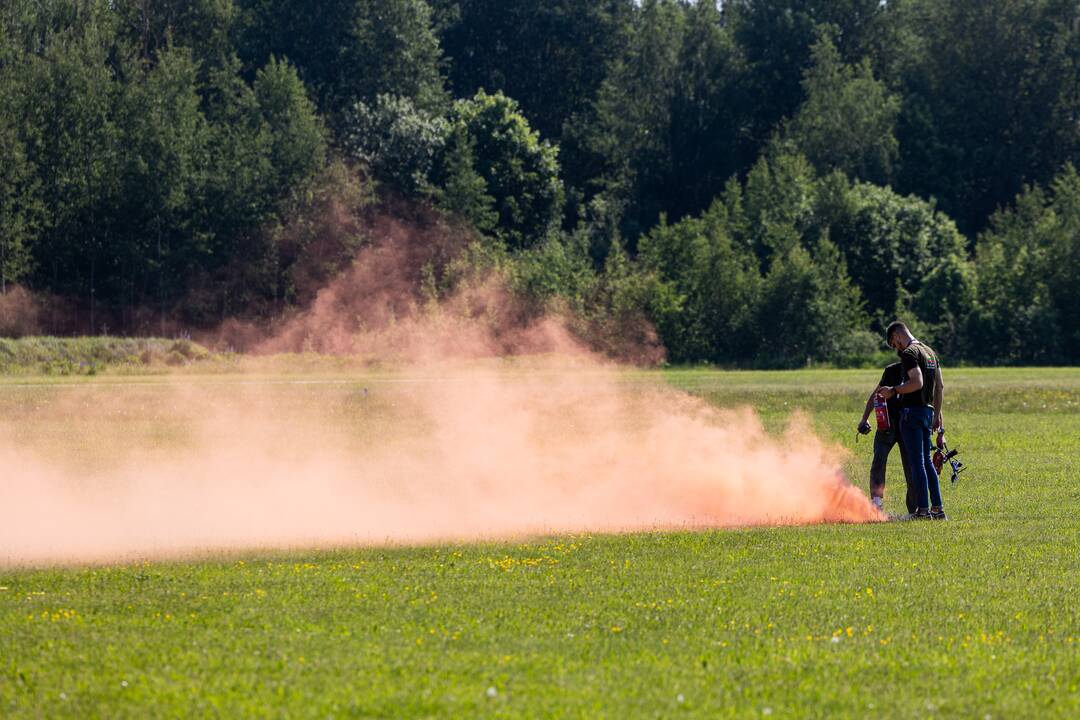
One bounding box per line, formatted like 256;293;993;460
873;392;890;431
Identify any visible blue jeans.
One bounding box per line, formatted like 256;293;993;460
899;406;942;509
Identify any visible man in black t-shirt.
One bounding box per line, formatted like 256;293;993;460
857;362;915;515
879;321;947;520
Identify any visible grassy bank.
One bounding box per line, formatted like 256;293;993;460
0;337;219;375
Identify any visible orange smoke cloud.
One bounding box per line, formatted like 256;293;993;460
0;364;879;566
0;227;880;566
0;285;43;337
212;212;664;365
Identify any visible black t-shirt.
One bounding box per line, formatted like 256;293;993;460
899;341;940;408
879;363;904;425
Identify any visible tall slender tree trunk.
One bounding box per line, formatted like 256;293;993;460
90;250;96;335
51;258;58;334
158;218;165;337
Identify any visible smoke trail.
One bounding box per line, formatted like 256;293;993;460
0;365;877;565
0;286;43;337
212;214;664;365
0;229;880;566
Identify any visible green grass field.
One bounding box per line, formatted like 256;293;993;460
2;366;1078;718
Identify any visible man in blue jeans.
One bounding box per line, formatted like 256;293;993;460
879;321;947;520
857;361;916;516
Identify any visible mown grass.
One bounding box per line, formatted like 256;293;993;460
1;367;1077;718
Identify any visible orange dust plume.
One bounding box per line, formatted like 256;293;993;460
0;230;880;566
0;365;880;566
211;214;665;365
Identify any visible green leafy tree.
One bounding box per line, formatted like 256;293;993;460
727;0;890;154
742;152;818;263
755;240;869;367
434;0;632;142
587;237;677;364
784;31;899;184
511;233;597;314
116;43;207;325
637;200;762;363
893;0;1080;234
0;122;38;294
912;252;977;360
234;0;447;122
253;56;327;197
666;0;752;221
970;165;1080;362
433;124;497;233
344;94;449;194
110;0;237;74
447;91;563;250
1044;166;1080;360
827;181;968;325
578;0;684;241
193;55;276;313
0;56;41;294
273;159;370;308
193;53;332;319
0;0;88;55
18;12;124;327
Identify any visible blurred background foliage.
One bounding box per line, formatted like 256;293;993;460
1;0;1078;365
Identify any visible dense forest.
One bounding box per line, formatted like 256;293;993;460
0;0;1078;365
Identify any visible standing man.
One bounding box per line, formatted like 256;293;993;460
879;321;947;520
857;362;915;516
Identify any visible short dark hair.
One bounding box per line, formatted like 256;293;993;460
885;321;908;342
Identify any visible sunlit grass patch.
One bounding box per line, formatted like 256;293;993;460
0;367;1077;717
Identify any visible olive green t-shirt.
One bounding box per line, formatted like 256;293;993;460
899;341;940;408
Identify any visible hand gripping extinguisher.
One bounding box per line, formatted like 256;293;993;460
873;391;890;431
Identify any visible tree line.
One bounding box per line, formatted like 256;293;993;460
0;0;1077;365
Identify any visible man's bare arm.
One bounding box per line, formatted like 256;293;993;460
883;366;922;398
860;387;878;424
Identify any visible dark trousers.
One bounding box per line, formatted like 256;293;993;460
871;426;916;514
899;406;943;509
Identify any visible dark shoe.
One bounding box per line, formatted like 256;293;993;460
929;507;948;520
903;509;932;521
